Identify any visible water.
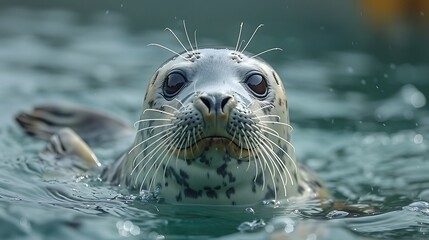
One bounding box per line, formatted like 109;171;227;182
1;4;429;240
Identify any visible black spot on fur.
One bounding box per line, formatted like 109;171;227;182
227;173;236;183
184;188;203;199
148;100;154;107
297;185;305;194
199;155;210;166
179;170;189;179
272;71;280;85
216;164;227;178
223;153;231;162
204;187;218;199
214;185;221;190
165;182;169;187
226;187;235;199
144;90;148;101
166;167;189;187
255;172;263;186
151;70;159;85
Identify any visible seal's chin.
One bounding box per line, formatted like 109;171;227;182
174;136;250;160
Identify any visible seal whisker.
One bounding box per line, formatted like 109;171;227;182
256;132;295;187
257;128;298;178
250;48;283;59
256;123;280;137
234;22;244;52
194;30;199;51
137;123;173;134
162;104;179;112
143;108;176;116
147;43;189;61
165;27;190;54
259;120;293;130
162;133;184;185
133;129;179;185
143;133;178;191
246;138;266;191
238;40;246;53
254;115;281;120
241;24;264;53
258;125;296;153
131;129;179;174
134;118;175;128
253;137;280;199
128;126;175;155
182;20;195;53
172;98;185;108
250;104;275;113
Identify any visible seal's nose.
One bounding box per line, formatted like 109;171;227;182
198;93;234;115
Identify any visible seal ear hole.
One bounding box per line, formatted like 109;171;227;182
245;74;268;98
163;72;187;99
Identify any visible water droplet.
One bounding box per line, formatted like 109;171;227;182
245;207;255;214
105;10;109;14
326;210;349;219
347;67;354;74
121;4;124;7
361;79;367;85
383;73;388;78
238;219;266;232
268;217;295;233
414;134;423;144
421;12;425;16
390;63;396;69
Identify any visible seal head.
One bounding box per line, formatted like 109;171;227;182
118;48;323;205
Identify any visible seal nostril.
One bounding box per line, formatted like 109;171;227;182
220;96;232;112
200;96;212;113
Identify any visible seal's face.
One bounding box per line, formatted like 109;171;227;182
125;48;297;204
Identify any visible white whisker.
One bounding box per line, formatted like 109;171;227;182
250;48;283;59
241;24;264;53
235;22;244;52
143;108;175;116
259;120;293;130
182;20;195;52
134;118;174;128
194;30;199;51
147;43;188;61
129;126;175;155
137;123;173;134
165;27;190;54
254;115;280;120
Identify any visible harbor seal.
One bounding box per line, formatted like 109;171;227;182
15;27;329;206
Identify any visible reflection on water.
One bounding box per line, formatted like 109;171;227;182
0;5;429;240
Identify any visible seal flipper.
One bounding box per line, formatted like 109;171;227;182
41;128;101;170
15;103;135;146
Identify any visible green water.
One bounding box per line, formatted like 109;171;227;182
1;1;429;239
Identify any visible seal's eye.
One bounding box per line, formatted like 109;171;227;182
163;72;186;98
245;74;268;98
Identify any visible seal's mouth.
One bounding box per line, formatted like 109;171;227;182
174;136;250;160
